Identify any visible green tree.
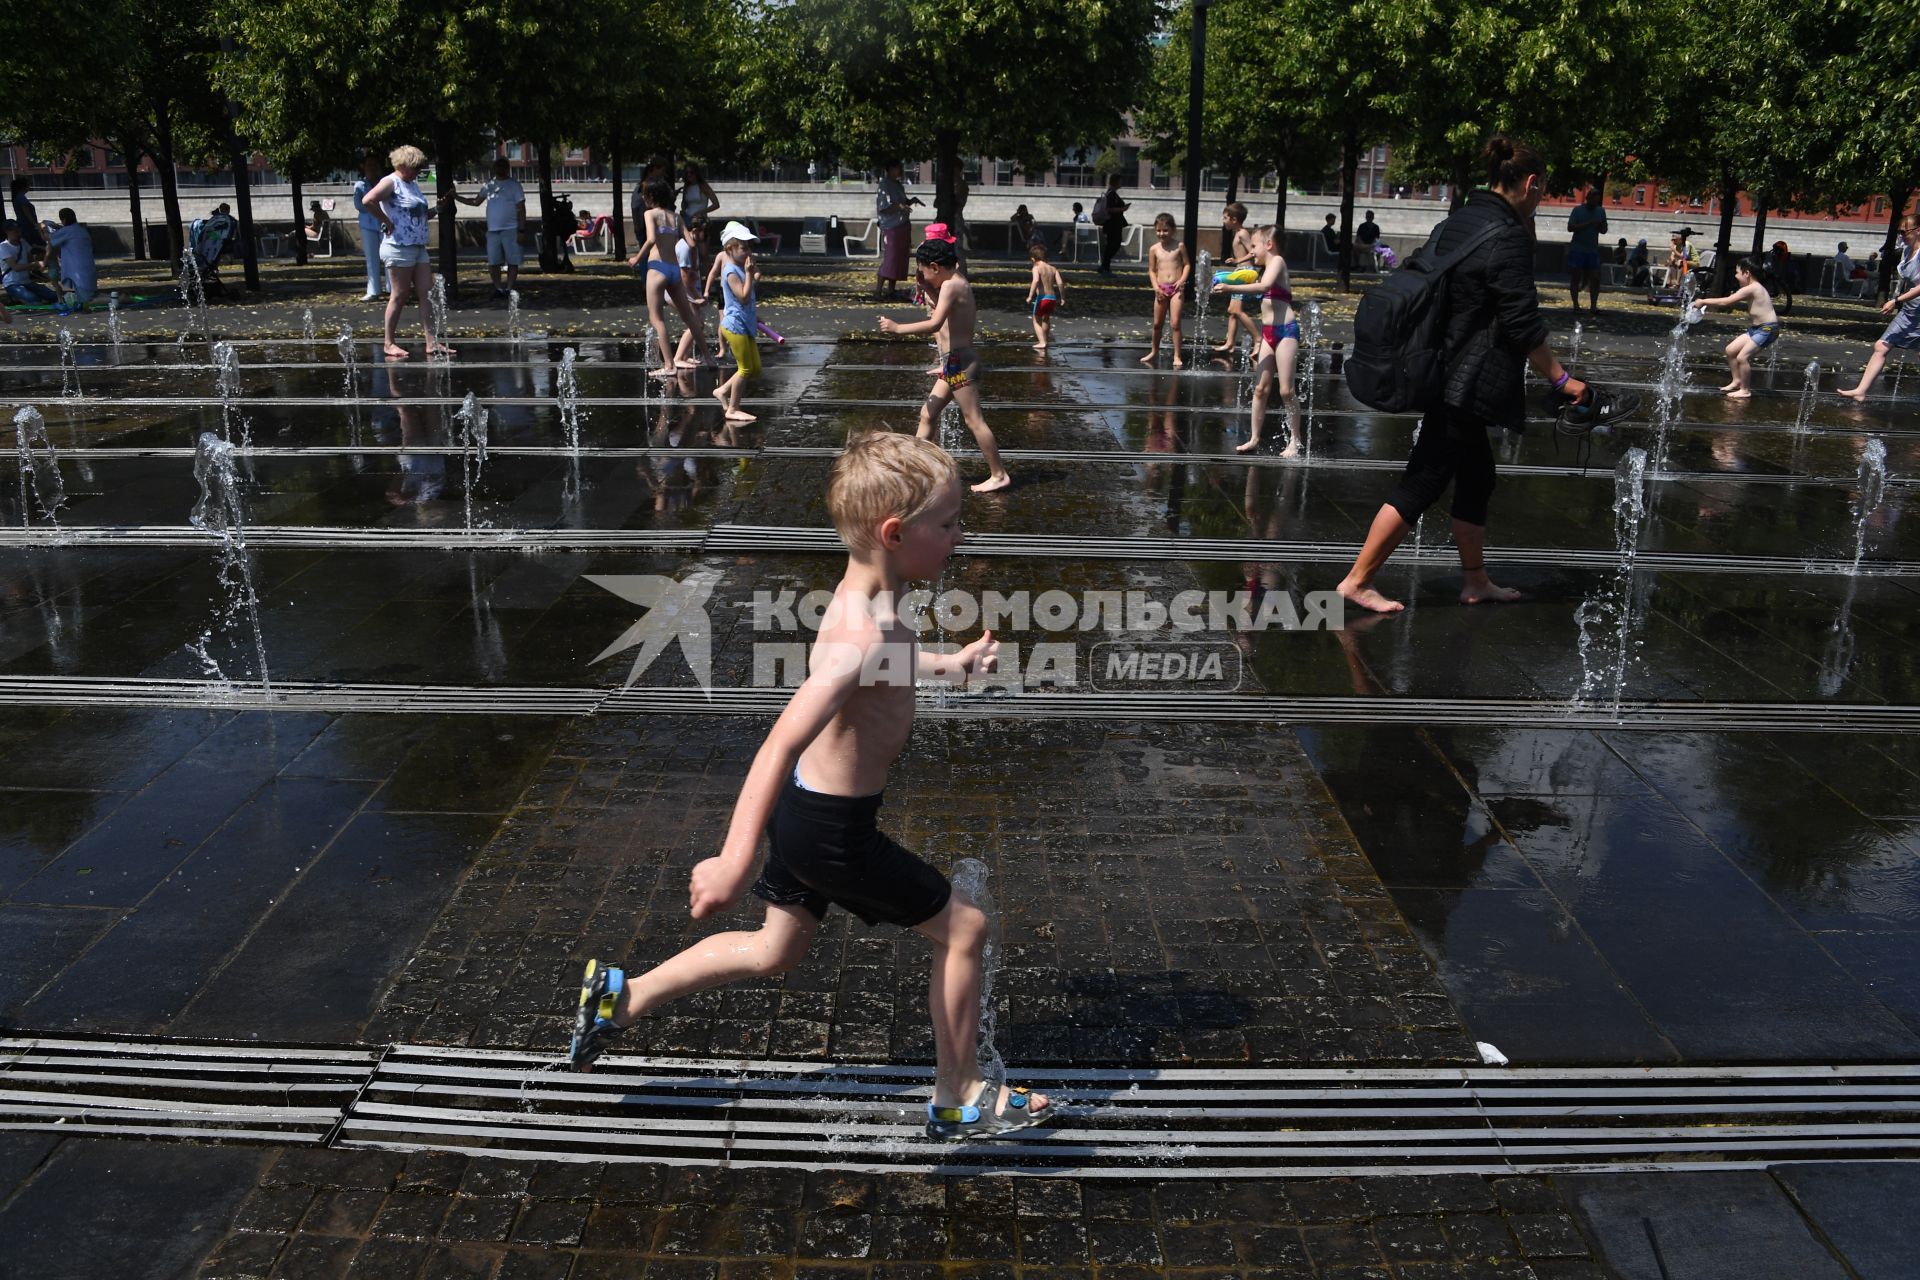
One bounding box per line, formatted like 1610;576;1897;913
739;0;1157;226
1807;0;1920;297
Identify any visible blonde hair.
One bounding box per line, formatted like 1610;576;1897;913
389;145;428;170
827;432;959;552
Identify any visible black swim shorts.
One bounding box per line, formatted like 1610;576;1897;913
751;772;952;928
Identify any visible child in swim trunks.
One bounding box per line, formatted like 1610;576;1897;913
1025;239;1064;351
1698;257;1780;400
878;234;1013;493
568;432;1053;1141
1141;212;1192;368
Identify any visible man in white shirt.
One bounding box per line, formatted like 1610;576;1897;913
46;209;97;305
1834;243;1859;284
455;158;527;297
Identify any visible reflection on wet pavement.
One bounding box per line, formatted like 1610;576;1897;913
3;331;1919;1078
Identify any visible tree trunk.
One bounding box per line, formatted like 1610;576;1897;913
1748;200;1767;262
609;133;626;260
125;148;146;261
1337;127;1359;292
932;128;961;228
433;118;459;296
291;158;307;267
537;140;560;272
1712;178;1738;294
1448;154;1471;212
1272;158;1288;237
1221;161;1241;256
1878;186;1911;301
152;103;186;273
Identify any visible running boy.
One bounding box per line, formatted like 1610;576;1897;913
878;234;1013;493
1697;256;1779;400
712;221;761;422
1025;240;1063;351
1212;202;1257;356
1141;213;1192;367
568;431;1054;1140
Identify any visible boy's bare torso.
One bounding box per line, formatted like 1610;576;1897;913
796;585;918;795
939;277;978;354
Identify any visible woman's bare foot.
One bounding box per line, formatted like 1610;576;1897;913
1339;579;1405;614
1211;341;1235;354
1719;380;1740;391
1839;386;1870;401
972;472;1013;494
1172;356;1185;369
427;342;456;358
724;409;757;423
675;358;702;369
1461;578;1522;604
1234;436;1263;454
1278;439;1302;459
1139;350;1157;365
1725;388;1751;400
383;344;410;359
649;366;677;380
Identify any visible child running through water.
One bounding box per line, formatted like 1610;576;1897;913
1141;213;1192;367
1026;240;1064;351
1698;256;1780;400
568;431;1054;1141
712;222;761;422
879;233;1014;493
1212;225;1301;454
629;177;713;378
1212;202;1257;356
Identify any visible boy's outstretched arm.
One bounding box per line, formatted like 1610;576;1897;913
879;282;953;337
917;629;999;683
688;630;876;918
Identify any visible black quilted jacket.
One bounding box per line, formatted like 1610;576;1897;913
1432;189;1550;427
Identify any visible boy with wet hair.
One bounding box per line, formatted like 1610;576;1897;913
878;231;1013;493
1025;239;1063;351
570;431;1054;1140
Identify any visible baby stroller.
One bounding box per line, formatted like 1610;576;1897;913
184;212;238;297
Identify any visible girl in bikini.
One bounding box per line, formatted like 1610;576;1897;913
629;178;713;378
1211;225;1301;454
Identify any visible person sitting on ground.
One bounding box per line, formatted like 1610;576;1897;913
1627;238;1651;287
45;209;96;306
1;220;56;304
1009;204;1036;249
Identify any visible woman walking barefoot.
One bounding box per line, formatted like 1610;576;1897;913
1840;212;1920;402
362;145;455;359
629;177;713;378
1212;225;1301;455
1336;136;1588;614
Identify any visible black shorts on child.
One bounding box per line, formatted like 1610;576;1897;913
751;771;952;928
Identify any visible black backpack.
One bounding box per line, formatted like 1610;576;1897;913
1345;219;1504;413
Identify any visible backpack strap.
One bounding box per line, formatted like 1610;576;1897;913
1428;220;1507;274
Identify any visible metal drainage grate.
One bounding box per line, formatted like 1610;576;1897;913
339;1048;1920;1178
0;1035;374;1145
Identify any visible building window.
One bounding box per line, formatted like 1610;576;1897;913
995;160;1015;185
1150;164;1173;190
1634;187;1646;206
507;143;523;161
962;156;983;184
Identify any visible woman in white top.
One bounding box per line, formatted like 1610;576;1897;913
360;144;454;359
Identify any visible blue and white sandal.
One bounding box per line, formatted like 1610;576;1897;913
926;1081;1055;1140
568;960;627;1072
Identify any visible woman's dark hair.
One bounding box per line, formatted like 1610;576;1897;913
643;177;674;209
684;162;705;182
1482;134;1546;190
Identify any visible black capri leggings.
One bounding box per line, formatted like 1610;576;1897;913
1385;406;1497;527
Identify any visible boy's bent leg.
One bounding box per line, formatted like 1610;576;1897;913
569;903;819;1070
913;894;1051;1129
